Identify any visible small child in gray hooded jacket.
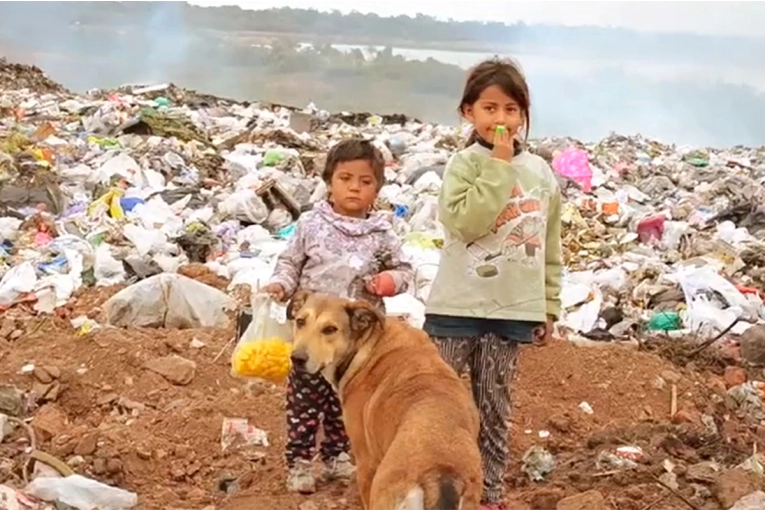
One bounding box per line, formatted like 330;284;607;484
264;139;413;494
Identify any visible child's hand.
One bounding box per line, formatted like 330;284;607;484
365;271;397;297
263;283;286;302
534;316;555;346
491;125;513;162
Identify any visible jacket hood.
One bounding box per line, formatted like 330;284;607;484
314;201;392;237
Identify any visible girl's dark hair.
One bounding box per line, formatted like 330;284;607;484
322;138;386;191
459;57;530;146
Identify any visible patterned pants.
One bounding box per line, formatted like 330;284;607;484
285;367;350;467
431;334;520;504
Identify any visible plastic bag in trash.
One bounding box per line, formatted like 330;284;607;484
218;189;269;224
231;293;293;383
103;274;235;328
25;474;138;510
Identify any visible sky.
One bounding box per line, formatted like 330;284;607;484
188;1;765;38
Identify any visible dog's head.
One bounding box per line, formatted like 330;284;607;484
286;291;385;385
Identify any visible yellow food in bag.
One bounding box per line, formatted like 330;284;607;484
232;337;292;382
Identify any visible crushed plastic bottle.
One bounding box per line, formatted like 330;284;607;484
521;446;556;481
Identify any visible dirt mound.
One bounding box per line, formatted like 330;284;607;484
0;57;68;95
0;288;762;510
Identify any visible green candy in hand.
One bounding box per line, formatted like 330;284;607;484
495;125;506;134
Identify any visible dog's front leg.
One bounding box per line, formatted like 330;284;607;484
355;460;374;510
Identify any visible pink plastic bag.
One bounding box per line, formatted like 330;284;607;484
552;147;593;192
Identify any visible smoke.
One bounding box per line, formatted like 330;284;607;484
140;2;192;84
1;2;764;146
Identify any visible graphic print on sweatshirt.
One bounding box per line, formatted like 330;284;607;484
465;183;549;278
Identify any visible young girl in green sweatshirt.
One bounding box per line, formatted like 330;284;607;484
423;57;563;510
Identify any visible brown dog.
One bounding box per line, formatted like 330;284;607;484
287;291;482;510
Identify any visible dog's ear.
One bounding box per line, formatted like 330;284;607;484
344;300;385;335
286;291;311;320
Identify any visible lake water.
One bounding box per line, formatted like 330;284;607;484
328;43;765;92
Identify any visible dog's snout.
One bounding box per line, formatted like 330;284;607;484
290;350;308;369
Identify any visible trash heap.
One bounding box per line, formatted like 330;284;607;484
2;59;765;342
3;58;765;509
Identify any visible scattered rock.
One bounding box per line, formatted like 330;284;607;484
171;460;187;480
739;324;765;364
686;461;722;483
33;366;53;383
106;457;123;474
714;469;760;509
651;376;666;390
530;489;564;509
672;409;701;425
548;414;572;433
0;384;25;416
660;369;681;384
92;458;107;475
146;355;196;386
73;432;99;456
66;455;85;467
659;472;679;491
557;490;607;510
724;366;748;388
298;502;319;510
32;404;68;441
0;318;15;339
97;392;120;406
32;380;61;402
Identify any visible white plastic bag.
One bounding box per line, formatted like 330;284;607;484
218;189;269;224
103;274;235;328
0;261;37;307
231;293;292;381
674;265;755;337
25;474;137;510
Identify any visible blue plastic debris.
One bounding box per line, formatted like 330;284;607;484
119;196;145;212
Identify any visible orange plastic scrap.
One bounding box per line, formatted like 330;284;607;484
33;121;57;141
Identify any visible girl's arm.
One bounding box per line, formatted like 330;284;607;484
438;152;516;244
545;186;563;319
380;231;414;294
268;219;308;298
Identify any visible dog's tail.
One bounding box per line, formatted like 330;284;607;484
393;468;472;510
417;468;465;510
434;474;462;509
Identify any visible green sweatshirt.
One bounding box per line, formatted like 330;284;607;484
425;143;563;322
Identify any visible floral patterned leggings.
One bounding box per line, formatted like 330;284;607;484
284;368;350;467
431;333;521;504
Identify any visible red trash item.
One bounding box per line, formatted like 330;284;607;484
368;272;397;297
637;215;666;243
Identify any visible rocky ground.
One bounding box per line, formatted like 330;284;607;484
2;271;764;510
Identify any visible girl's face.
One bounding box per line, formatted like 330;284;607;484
461;85;525;144
329;159;378;218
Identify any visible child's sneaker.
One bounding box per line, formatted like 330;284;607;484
286;459;316;494
321;452;356;482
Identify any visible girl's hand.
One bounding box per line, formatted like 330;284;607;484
263;283;286;302
365;272;397;297
534;316;555;346
491;125;513;162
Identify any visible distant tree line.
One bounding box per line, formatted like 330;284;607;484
0;2;763;67
2;9;765;146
